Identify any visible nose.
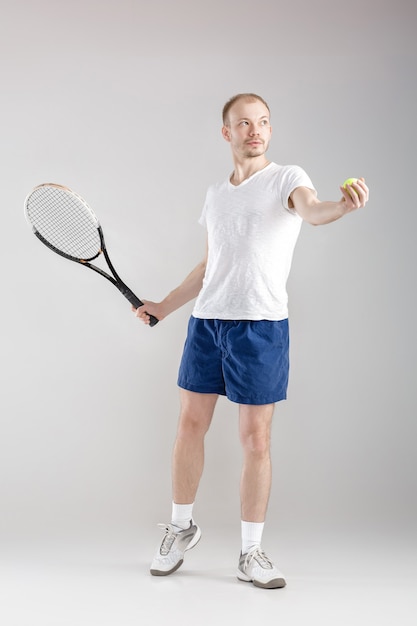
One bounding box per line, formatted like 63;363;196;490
249;124;260;136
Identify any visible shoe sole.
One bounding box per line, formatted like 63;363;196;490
237;571;286;589
151;558;184;576
150;527;202;577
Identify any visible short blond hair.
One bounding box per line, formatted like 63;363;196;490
222;93;270;125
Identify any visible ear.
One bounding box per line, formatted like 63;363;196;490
222;125;231;142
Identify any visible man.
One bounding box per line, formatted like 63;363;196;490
134;93;369;589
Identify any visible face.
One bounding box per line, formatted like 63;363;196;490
222;99;272;159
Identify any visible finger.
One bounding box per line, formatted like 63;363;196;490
356;179;369;201
352;180;369;205
340;183;367;209
136;310;151;324
340;185;357;205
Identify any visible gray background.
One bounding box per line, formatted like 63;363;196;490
1;0;416;624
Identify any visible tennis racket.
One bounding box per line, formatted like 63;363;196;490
24;183;158;327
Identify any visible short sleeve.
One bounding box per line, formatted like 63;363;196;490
280;165;316;214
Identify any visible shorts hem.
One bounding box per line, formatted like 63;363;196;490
178;380;226;396
226;393;287;405
178;380;287;405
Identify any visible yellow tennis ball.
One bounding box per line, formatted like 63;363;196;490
342;177;359;198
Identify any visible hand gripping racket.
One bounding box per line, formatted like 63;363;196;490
24;183;158;327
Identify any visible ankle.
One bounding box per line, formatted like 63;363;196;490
171;502;194;530
241;520;264;554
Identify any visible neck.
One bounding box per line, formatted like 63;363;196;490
230;158;270;186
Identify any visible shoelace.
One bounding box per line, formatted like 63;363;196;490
244;547;273;570
157;523;179;556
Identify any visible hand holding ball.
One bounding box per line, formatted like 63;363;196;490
342;177;359;199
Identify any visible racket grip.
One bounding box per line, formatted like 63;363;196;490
120;286;159;327
147;314;159;327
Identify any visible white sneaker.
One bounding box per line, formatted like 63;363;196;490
150;520;201;576
237;547;286;588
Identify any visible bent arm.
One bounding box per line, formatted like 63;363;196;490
134;241;208;324
290;178;369;226
159;256;207;317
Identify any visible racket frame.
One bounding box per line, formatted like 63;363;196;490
25;183;158;326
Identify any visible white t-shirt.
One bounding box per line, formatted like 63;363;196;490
192;162;315;321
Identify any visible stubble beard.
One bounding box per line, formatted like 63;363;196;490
242;141;268;159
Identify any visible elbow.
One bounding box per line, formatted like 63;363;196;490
304;216;322;227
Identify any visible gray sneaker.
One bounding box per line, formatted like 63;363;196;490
237;547;286;588
150;520;201;576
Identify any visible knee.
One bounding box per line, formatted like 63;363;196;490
241;430;271;459
177;412;210;441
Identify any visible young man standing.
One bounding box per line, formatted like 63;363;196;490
134;93;369;589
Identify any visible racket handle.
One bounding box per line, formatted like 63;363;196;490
147;314;159;327
119;285;159;327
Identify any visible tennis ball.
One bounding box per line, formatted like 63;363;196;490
342;177;359;198
343;177;358;187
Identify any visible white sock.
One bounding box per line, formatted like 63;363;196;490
171;502;194;530
241;521;264;554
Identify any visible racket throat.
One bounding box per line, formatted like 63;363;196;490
99;240;146;310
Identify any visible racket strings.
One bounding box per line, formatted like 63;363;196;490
27;187;101;260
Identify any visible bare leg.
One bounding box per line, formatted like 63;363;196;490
172;389;218;504
239;403;275;522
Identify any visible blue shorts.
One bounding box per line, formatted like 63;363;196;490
177;317;289;405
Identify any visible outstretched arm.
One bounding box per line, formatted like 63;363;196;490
133;241;208;325
290;178;369;226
